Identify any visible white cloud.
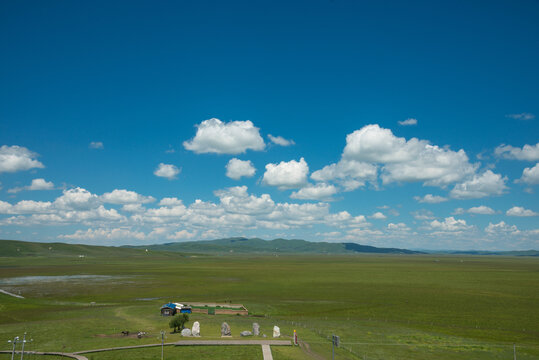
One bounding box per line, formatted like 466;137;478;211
166;229;197;240
454;206;495;215
506;206;538;217
0;145;44;173
387;222;411;231
262;158;309;189
370;212;387;220
519;163;539;185
59;228;145;242
225;158;256;180
428;217;472;232
154;163;180;180
268;134;295;146
411;209;435;220
495;143;539;161
183;118;265;154
485;221;519;235
450;170;507;199
159;197;183;207
506;113;535;120
311;160;377;191
290;183;337;200
28;178;54;190
398;118;417;126
121;204;146;213
0;200;54;215
54;187;100;210
467;206;496;215
89;141;104;149
101;189;155;204
414;194;448;203
215;186;274;215
342;125;476;186
8;178;55;193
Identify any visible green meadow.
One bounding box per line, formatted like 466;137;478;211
1;247;538;359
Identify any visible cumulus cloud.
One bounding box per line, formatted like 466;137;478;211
262;158;309;189
428;217;472;232
101;189;155;205
290;183;337;200
398;118;417;126
215;186;275;215
495;143;539;161
506;113;535;120
485;221;519;235
8;178;55;193
387;222;411;231
54;187;100;210
519;163;539;185
0;200;53;214
450;170;507;199
414;194;448;203
166;229;197;240
183;118;265;154
89;141;104;149
506;206;538;217
454;206;496;215
342;125;476;186
225;158;256;180
369;212;387;220
411;209;435;220
0;145;44;173
159;197;183;207
311;160;377;191
154;163;180;180
268;134;295;146
59;228;145;242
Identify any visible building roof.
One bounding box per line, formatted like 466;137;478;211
161;303;176;309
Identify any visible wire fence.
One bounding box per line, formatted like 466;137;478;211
276;318;539;359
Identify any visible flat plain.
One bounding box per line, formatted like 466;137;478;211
1;245;538;359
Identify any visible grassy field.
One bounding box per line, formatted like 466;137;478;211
0;249;538;359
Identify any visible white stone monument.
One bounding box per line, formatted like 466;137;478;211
273;325;280;338
192;321;200;336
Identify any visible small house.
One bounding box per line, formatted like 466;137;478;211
160;303;177;316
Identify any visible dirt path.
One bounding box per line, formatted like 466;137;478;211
298;339;326;360
0;289;24;298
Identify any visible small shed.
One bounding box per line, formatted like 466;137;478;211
179;306;192;314
160;303;177;316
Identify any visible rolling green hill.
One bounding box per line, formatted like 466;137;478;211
0;239;153;257
127;237;423;254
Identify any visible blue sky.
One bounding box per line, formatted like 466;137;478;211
1;0;538;250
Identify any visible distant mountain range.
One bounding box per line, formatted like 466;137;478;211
1;238;537;257
126;237;424;254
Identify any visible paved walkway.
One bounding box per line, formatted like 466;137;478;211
261;344;273;360
5;339;291;359
0;350;88;360
174;339;291;346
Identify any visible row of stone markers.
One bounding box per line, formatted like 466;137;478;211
221;322;280;338
180;321;281;338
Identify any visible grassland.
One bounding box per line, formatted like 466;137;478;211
1;243;538;359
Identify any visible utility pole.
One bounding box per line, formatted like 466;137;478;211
332;335;340;360
160;330;165;360
20;333;26;360
8;336;19;360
